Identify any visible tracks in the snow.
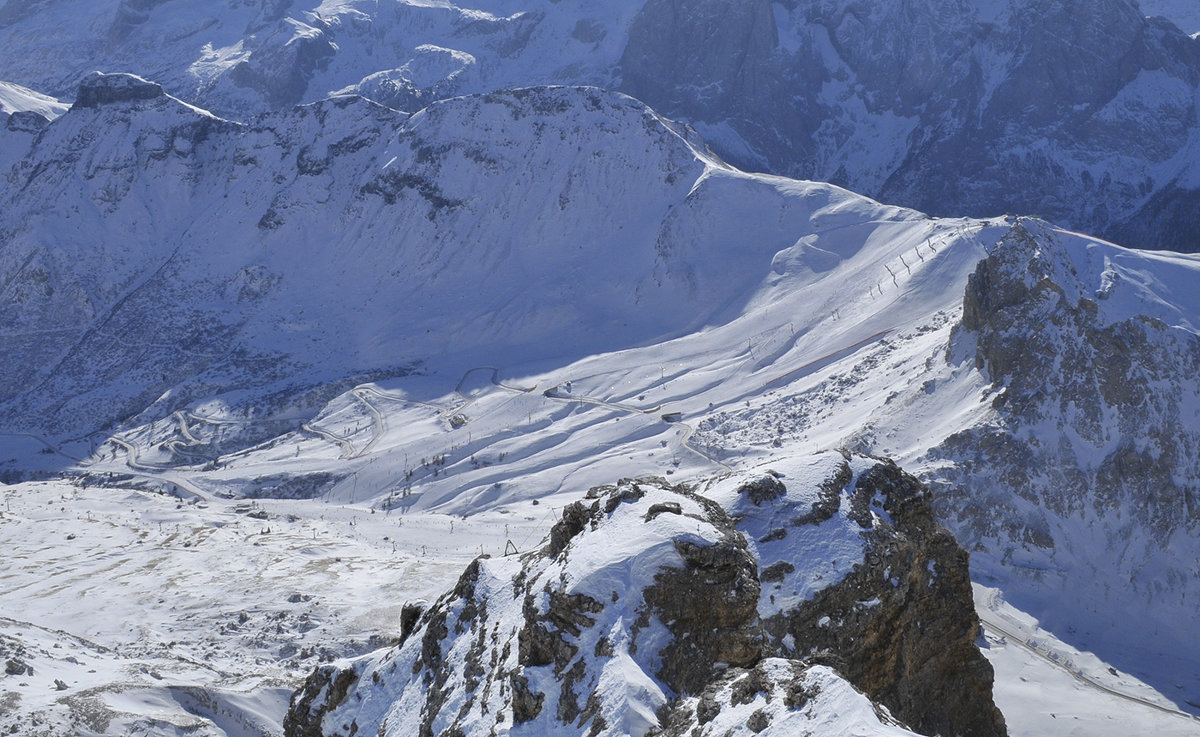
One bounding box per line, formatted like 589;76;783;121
978;609;1200;724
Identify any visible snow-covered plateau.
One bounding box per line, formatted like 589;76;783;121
0;60;1198;737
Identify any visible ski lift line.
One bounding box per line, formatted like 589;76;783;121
0;431;84;463
759;328;896;392
516;504;558;551
439;366;538;431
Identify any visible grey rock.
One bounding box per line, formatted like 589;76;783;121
72;72;163;109
5;110;49;133
283;663;359;737
935;216;1200;689
617;0;1200;251
735;473;786;506
286;463;1003;737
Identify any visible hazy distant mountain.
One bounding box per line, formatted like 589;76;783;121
1142;0;1200;34
1;0;1197;250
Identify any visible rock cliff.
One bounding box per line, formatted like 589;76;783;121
284;455;1005;737
932;216;1200;676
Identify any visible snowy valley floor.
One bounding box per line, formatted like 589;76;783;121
1;478;1198;736
3;209;1199;734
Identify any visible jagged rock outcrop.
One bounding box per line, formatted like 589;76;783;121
932;216;1200;672
5;109;48;133
650;660;908;737
703;457;1005;737
284;456;1004;737
72;71;164;108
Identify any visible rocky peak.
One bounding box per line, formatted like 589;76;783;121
72;71;165;109
704;456;1006;737
284;455;1004;737
934;217;1200;683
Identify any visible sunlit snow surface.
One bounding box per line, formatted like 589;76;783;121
6;216;1199;734
0;479;546;735
2;78;1200;735
0;81;68;120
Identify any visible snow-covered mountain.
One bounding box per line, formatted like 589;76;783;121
285;459;1004;737
0;73;756;437
1;0;1198;250
3;64;1200;737
930;220;1200;694
0;80;68;124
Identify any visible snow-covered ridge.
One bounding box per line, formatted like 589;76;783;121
927;218;1200;697
4;65;1200;732
1142;0;1200;34
2;0;1199;249
0;73;922;441
286;458;1003;737
0;80;68;121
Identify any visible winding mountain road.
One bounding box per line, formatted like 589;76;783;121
977;609;1199;724
108;436;211;502
300;420;357;459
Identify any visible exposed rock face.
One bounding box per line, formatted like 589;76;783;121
2;1;1198;249
72;72;164;108
228;19;337;108
5;109;48;133
933;216;1200;670
284;664;360;737
704;457;1005;737
619;0;1200;251
651;660;906;737
621;0;781;130
285;456;1004;737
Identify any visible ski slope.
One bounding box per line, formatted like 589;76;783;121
3;73;1200;735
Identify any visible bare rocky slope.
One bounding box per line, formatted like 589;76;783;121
284;456;1005;737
